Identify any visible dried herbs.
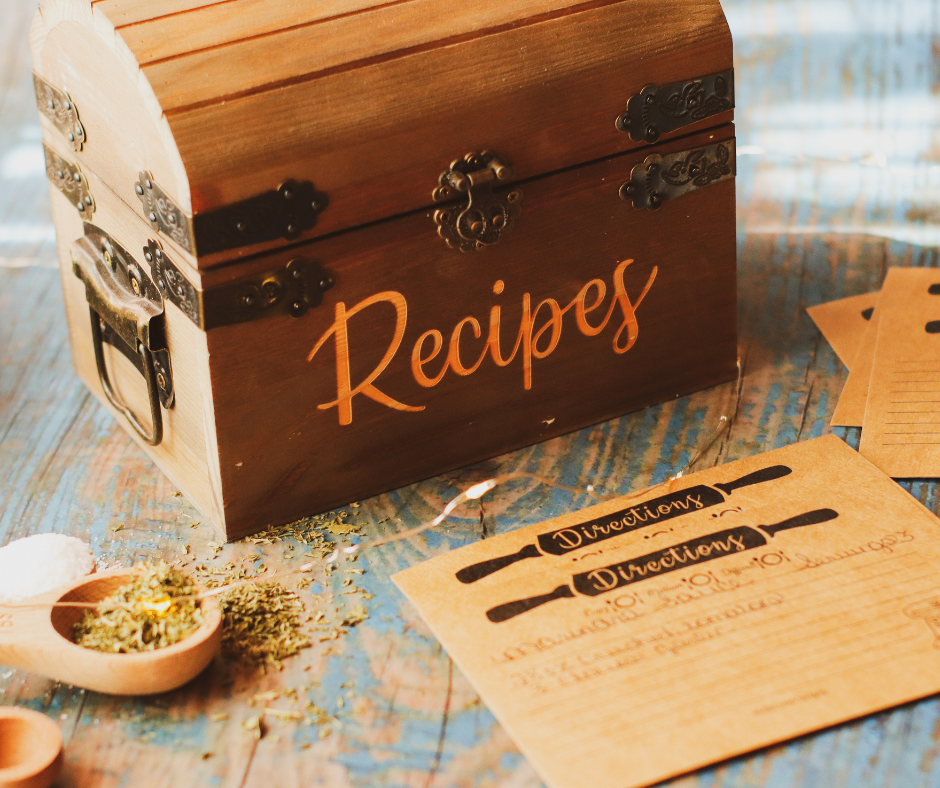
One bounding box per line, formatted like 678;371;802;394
212;576;310;668
74;563;204;653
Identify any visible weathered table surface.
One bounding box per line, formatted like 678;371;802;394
4;1;940;786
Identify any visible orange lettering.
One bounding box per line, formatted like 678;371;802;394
411;329;447;388
308;291;423;425
611;259;658;354
448;317;486;376
531;298;564;359
575;279;609;336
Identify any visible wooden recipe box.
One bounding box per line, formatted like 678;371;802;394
31;0;738;540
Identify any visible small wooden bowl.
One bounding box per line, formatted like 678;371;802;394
0;707;62;788
0;568;222;696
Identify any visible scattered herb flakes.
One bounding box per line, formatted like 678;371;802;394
319;727;332;739
73;563;204;653
253;691;280;703
209;713;228;722
110;523;125;532
263;708;304;721
242;715;263;740
200;752;213;761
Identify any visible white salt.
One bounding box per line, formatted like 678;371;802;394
0;533;95;602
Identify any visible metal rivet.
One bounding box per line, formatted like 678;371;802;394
73;172;82;182
310;199;321;211
145;252;153;262
158;279;166;291
619;182;636;200
645;126;659;143
649;193;662;209
320;275;335;291
647;163;657;174
47;99;55;109
136;184;144;195
286;223;296;234
156;372;166;389
77;203;85;212
145;179;152;189
235;222;246;232
283;188;293;199
131;278;141;296
292;301;302;310
64;101;71;110
149;212;157;222
55;170;63;179
155;249;162;259
646;94;655;105
67;132;74;142
243;294;255;307
292;268;303;279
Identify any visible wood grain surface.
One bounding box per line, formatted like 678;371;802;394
4;0;940;786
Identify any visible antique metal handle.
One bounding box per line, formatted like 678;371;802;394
89;307;163;445
432;152;522;252
71;225;172;446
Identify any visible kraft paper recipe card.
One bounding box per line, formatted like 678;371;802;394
393;435;940;788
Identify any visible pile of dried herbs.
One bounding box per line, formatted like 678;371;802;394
204;570;310;668
73;562;204;653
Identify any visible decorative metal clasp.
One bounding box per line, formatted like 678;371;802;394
619;139;736;210
616;70;734;144
33;73;86;151
135;172;328;257
44;143;94;216
432;152;522;252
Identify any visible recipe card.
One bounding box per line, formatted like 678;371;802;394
394;436;940;788
861;268;940;476
831;304;880;427
807;291;879;370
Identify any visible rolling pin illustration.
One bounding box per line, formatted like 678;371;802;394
485;508;838;623
456;465;793;584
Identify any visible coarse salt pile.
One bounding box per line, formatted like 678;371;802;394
0;534;96;602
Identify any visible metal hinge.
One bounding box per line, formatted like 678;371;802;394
33;73;86;151
135;172;328;257
145;239;336;331
44;143;95;216
619;139;736;210
432;152;522;252
616;70;734;144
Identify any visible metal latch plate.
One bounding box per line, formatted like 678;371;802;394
617;70;735;144
619;139;736;210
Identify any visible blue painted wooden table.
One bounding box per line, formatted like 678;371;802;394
3;0;940;785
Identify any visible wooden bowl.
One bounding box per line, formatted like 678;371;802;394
0;707;62;788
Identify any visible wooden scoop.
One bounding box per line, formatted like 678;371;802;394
0;706;63;788
0;568;222;696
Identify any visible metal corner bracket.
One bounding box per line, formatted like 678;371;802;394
135;172;329;257
44;143;94;216
33;73;86;151
619;139;736;210
616;70;734;144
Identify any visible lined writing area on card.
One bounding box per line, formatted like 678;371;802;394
861;268;940;476
881;361;940;445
